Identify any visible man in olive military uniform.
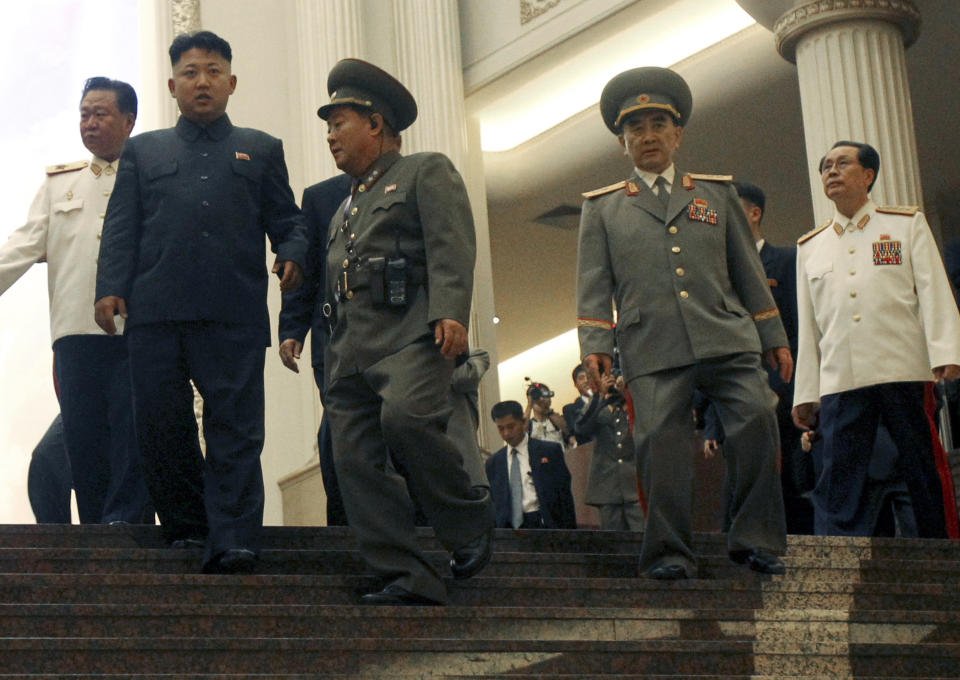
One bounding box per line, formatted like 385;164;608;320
577;67;792;579
318;59;494;606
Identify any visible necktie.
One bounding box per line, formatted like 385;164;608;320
654;175;670;210
509;448;523;529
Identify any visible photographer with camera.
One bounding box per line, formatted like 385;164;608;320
576;372;645;531
523;381;571;449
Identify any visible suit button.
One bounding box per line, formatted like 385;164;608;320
671;246;681;253
346;290;354;300
342;259;350;268
200;175;209;181
201;152;209;157
853;314;861;322
679;290;689;299
668;226;678;234
202;201;210;207
675;267;685;276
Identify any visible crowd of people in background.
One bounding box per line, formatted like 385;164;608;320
4;28;960;606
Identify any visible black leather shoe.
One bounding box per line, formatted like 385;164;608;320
730;549;785;575
170;538;205;549
450;527;493;580
647;564;689;580
360;584;443;606
203;548;257;574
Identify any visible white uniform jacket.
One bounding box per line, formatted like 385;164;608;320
0;157;121;343
794;199;960;405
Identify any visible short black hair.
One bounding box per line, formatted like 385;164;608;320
572;364;587;382
820;140;880;191
491;400;523;421
733;181;765;217
169;30;232;66
81;77;137;118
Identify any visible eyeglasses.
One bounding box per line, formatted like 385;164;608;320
820;158;860;174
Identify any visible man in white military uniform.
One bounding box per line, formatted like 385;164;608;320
793;140;960;537
0;77;151;524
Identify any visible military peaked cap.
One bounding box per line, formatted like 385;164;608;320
600;66;692;133
317;58;418;132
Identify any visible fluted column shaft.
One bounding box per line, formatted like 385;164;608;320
794;18;921;223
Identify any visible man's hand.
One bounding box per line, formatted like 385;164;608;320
94;296;127;335
583;353;613;392
272;258;303;292
764;346;794;383
792;401;819;430
279;338;303;373
703;439;720;458
933;364;960;382
434;318;467;359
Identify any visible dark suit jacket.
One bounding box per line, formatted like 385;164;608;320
563;399;593;445
96;115;308;345
278;173;352;380
485;437;576;529
759;241;798;396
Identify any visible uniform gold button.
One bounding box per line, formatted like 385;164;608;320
853;314;861;322
346;290;354;300
351;207;358;215
342;259;350;268
668;226;678;234
358;185;366;192
680;290;689;299
671;246;681;253
617;458;623;464
850;291;857;298
676;267;685;276
350;233;357;239
616;443;623;449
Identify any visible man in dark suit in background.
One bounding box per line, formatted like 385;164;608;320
486;400;576;529
94;31;307;573
278;172;352;527
562;364;594;446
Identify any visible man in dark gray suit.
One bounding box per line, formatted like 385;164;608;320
577;67;792;579
94;31;307;573
317;59;494;606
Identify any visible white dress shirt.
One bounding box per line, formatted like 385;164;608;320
794;199;960;404
634;163;675;194
0;157;122;343
508;433;540;514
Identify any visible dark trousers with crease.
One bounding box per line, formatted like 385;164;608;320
816;381;947;538
126;322;265;565
53;334;152;524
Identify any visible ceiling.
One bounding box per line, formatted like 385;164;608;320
471;0;960;361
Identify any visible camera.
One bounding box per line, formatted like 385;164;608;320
526;381;554;401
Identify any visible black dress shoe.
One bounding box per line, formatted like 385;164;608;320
730;549;785;575
203;548;258;574
449;527;493;580
647;564;689;580
360;584;443;606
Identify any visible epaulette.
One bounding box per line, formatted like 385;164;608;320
46;160;88;176
685;173;733;182
876;205;919;216
582;181;626;199
797;218;833;245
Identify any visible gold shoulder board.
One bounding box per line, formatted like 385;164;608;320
798;218;832;245
685;173;734;182
46;160;89;176
582;181;626;199
876;205;919;216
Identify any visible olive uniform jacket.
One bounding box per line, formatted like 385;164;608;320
577;170;787;379
324;151;475;383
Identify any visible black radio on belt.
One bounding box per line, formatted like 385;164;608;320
367;256;409;307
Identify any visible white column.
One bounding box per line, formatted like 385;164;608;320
390;0;501;450
771;0;922;224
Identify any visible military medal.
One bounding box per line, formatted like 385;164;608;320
688;198;718;225
873;240;902;265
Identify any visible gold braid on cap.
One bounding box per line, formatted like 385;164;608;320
615;102;681;128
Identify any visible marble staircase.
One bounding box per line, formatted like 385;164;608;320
0;525;958;678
